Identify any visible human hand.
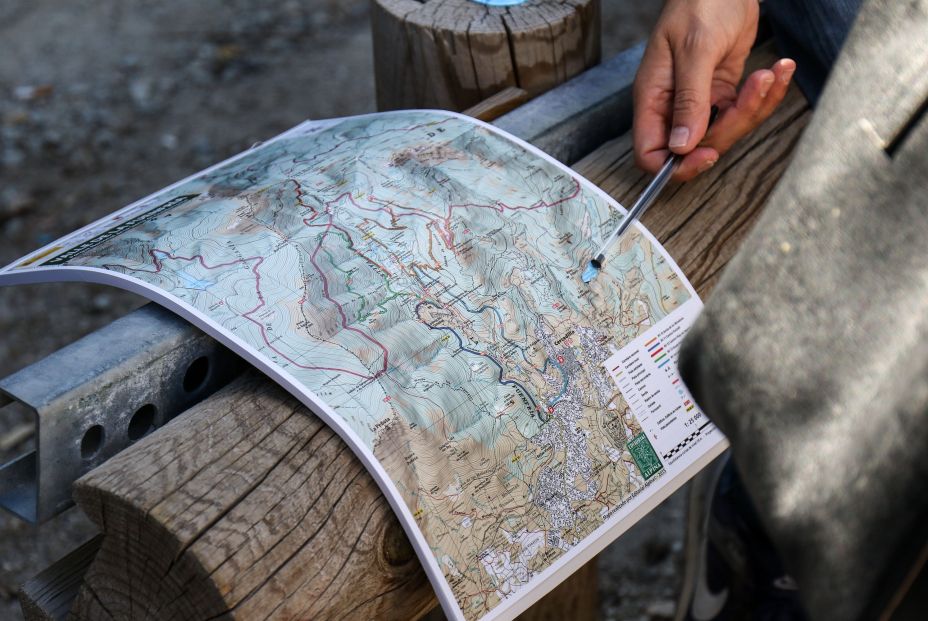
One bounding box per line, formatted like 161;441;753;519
633;0;796;181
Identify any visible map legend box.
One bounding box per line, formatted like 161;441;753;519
603;298;718;466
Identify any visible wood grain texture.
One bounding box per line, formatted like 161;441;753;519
61;55;809;621
19;536;102;621
518;558;597;621
69;373;436;621
371;0;601;111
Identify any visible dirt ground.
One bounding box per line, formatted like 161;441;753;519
0;1;678;619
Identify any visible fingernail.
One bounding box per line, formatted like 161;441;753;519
668;126;690;149
698;158;717;173
759;74;775;98
779;59;796;84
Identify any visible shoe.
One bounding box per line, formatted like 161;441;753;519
675;453;808;621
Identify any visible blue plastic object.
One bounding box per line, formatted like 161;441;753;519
470;0;528;6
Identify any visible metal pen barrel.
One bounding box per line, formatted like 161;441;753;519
591;152;680;267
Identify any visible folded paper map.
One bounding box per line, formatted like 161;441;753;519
0;111;727;621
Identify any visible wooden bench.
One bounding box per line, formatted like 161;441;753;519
14;44;809;621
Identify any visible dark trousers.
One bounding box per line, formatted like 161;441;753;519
680;0;928;618
765;0;863;104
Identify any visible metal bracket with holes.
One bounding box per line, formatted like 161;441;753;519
0;303;244;523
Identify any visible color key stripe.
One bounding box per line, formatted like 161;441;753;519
645;337;658;347
647;342;661;352
649;347;664;358
686;404;695;411
672;378;680;385
653;353;667;364
658;359;671;369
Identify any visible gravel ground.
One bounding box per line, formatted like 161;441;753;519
0;1;671;619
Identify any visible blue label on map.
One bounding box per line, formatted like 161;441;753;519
470;0;528;6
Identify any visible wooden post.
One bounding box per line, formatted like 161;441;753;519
18;536;102;621
370;0;601;111
68;373;437;621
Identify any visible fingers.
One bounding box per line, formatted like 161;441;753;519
763;57;796;114
703;58;796;154
634;105;673;174
633;42;675;174
674;146;721;181
668;39;719;154
633;50;796;180
633;91;674;174
671;58;794;180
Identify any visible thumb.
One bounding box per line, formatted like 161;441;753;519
668;49;716;154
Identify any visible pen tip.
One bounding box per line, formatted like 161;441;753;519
581;262;599;283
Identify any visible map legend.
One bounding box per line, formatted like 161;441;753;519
603;298;719;466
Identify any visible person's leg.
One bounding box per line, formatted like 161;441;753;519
763;0;864;104
676;2;864;619
679;0;928;617
678;455;807;621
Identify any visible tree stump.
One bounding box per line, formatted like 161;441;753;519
370;0;601;111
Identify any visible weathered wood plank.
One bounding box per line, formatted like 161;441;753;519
371;0;424;113
493;41;644;164
18;536;102;621
69;373;435;621
62;57;809;621
462;87;530;122
519;558;598;621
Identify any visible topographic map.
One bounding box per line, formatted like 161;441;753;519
1;111;726;621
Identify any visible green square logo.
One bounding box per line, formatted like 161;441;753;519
628;433;663;480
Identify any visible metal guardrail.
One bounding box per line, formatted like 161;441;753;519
0;305;245;522
0;44;644;523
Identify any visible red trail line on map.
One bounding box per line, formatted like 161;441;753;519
302;218;391;378
126;168;582;382
317;177;582;256
136;248;384;379
359;178;582;248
